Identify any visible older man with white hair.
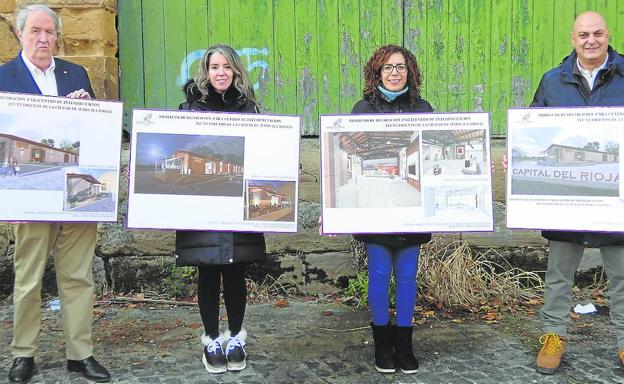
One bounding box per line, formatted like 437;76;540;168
0;4;110;383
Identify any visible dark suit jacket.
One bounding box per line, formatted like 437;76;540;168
0;53;94;97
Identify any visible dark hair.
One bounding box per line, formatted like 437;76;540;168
362;44;422;105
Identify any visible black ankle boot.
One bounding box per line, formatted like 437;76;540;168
370;323;396;373
395;325;419;373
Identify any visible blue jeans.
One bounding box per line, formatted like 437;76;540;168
366;243;420;327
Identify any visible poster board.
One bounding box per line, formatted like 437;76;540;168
0;92;122;222
507;107;624;231
320;112;493;234
128;109;300;232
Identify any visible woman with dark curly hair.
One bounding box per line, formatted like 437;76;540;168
352;44;433;374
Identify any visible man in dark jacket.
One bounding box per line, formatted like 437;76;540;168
531;11;624;374
0;4;110;383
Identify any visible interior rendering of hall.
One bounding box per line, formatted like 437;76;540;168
322;130;423;208
421;129;487;176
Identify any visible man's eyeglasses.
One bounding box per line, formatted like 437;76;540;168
381;64;407;74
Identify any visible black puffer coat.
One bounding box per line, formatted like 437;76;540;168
350;91;433;248
531;46;624;247
175;80;266;266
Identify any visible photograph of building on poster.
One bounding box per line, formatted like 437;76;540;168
423;184;491;220
511;127;619;196
0;132;79;190
64;168;117;212
323;130;423;208
133;133;245;196
422;130;487;176
244;180;295;222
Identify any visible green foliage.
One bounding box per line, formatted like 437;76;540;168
59;139;79;153
40;138;55;147
604;141;619;154
344;271;368;308
162;266;196;298
343;271;396;309
583;141;601;151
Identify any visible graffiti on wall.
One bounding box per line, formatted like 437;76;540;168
177;48;269;91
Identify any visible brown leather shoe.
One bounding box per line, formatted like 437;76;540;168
619;350;624;368
536;333;566;374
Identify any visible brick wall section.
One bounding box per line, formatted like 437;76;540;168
0;0;118;100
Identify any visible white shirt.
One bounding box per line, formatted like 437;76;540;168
576;55;608;90
20;51;58;96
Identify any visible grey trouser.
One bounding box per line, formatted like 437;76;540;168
541;240;624;350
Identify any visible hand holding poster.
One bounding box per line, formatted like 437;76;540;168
320;112;493;234
0;92;122;222
128;109;300;232
507;107;624;231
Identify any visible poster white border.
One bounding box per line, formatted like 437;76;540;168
0;91;122;222
320;112;494;234
507;106;624;231
128;108;301;233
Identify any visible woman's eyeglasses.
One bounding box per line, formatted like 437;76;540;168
381;64;407;74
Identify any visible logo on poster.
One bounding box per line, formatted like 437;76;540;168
136;113;155;126
330;118;344;129
513;112;532;124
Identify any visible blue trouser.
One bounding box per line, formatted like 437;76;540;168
366;243;420;327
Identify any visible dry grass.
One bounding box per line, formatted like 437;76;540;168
585;268;608;291
418;238;543;311
246;274;300;303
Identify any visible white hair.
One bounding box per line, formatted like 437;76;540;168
16;4;61;36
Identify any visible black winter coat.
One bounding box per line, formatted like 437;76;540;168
175;80;266;266
531;46;624;247
350;91;433;248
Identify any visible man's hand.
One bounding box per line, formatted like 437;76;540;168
66;89;91;99
502;153;508;172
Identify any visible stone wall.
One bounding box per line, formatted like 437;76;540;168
0;0;118;100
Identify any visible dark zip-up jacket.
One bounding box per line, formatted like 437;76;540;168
175;80;266;266
531;46;624;246
350;91;433;248
179;80;259;113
